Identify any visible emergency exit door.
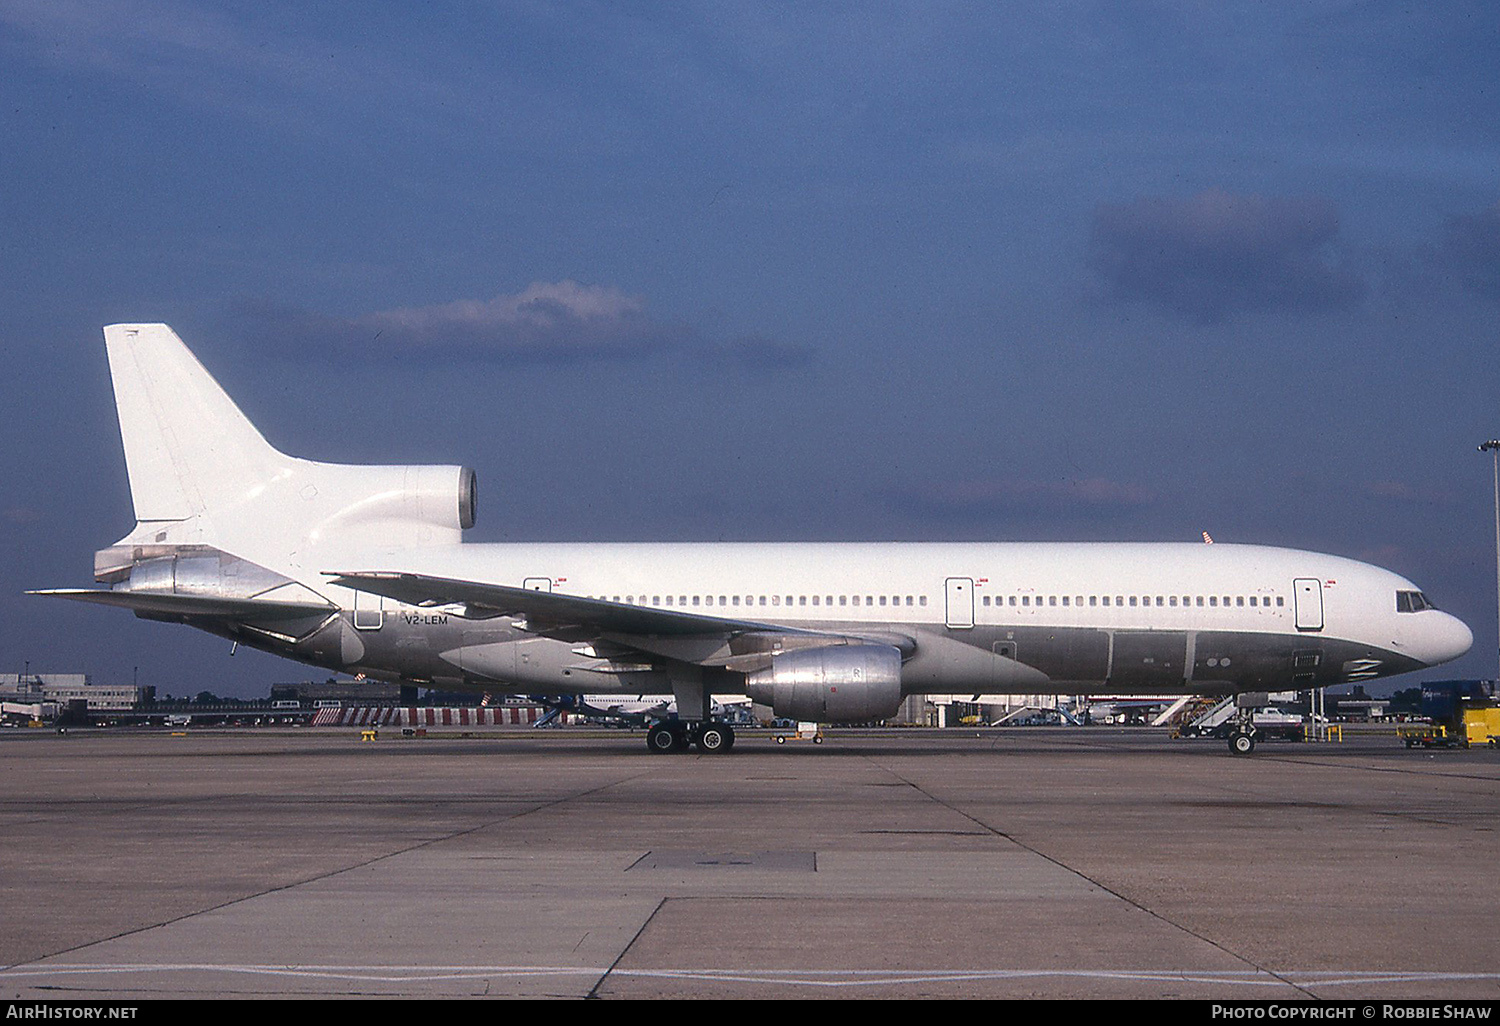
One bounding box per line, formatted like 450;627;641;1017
1293;578;1323;632
945;577;975;629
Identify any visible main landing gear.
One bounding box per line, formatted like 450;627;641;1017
646;720;736;754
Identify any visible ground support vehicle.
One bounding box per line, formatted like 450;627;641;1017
775;722;824;745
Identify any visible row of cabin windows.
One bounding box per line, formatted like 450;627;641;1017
982;594;1284;609
586;592;1282;612
594;594;928;609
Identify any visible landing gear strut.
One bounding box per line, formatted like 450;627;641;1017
645;720;736;754
1227;706;1258;755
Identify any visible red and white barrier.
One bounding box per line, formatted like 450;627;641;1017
310;706;544;727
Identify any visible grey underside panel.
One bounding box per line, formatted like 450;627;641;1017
379;609;1419;694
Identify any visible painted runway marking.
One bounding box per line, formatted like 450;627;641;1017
5;964;1499;989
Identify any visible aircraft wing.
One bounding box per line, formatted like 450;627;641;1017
329;570;912;668
328;571;820;638
30;589;334;620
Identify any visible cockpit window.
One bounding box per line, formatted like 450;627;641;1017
1396;590;1437;613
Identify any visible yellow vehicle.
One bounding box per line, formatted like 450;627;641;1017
775;722;824;745
1464;706;1500;748
1399;707;1500;749
1399;724;1461;749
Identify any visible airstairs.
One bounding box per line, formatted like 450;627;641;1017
1155;695;1228;733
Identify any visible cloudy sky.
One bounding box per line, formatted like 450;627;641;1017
2;1;1498;697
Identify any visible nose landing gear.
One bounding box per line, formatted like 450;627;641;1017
1227;705;1258;755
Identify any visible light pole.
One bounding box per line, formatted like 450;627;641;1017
1480;440;1500;687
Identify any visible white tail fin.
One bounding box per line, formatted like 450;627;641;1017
105;324;283;523
102;324;475;568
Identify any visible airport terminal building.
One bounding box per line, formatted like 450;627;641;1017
1;673;153;712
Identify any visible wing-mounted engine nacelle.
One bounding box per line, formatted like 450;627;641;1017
744;644;903;723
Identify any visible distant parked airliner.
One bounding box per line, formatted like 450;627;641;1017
35;325;1472;754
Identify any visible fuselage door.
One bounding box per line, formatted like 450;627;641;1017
1293;578;1323;632
353;590;384;631
945;577;975;630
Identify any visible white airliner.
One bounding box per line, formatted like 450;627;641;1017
35;325;1473;754
534;694;749;728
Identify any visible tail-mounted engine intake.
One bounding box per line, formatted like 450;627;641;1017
311;463;477;536
744;643;903;723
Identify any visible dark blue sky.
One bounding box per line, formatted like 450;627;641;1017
3;2;1498;697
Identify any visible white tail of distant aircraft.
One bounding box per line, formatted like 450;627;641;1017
35;324;1473;754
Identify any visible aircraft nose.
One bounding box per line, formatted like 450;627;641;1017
1412;612;1473;667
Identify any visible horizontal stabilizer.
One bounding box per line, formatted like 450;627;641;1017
30;589;333;620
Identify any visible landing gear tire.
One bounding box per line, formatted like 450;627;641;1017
1229;730;1256;756
647;723;684;754
696;724;734;753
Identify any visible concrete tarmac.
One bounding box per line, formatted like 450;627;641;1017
1;727;1497;1000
